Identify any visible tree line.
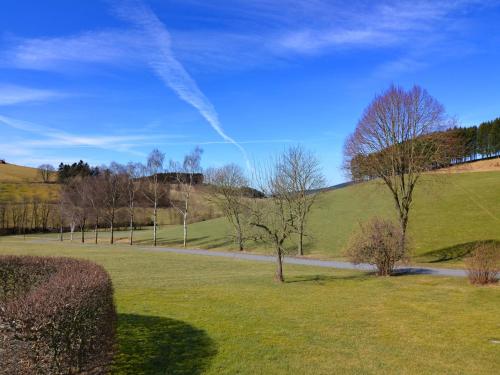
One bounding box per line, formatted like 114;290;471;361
442;118;500;162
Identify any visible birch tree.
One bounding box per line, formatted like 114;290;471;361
170;147;203;248
142;149;167;247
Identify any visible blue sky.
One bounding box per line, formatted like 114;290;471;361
1;0;499;184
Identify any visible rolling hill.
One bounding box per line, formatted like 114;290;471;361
121;167;500;267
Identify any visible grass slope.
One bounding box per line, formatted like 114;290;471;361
0;163;58;201
0;240;498;374
95;171;499;267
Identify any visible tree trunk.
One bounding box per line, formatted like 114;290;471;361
94;215;99;244
183;212;187;248
237;228;243;251
60;224;63;242
110;207;115;245
275;247;284;282
129;212;134;246
153;202;157;247
297;223;304;256
236;215;243;251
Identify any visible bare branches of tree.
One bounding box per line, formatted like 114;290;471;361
101;163;126;245
280;146;325;255
170;146;203;248
142;149;168;247
38;164;55;183
126;162;142;246
206;164;249;251
249;158;296;282
344;85;450;246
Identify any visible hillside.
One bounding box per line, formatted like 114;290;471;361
0;163;59;201
115;169;500;267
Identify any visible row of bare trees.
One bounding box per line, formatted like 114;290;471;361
58;147;203;247
0;198;53;235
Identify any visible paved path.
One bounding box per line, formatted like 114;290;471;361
6;238;467;277
137;246;467;277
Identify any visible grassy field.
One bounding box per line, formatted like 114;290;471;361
49;170;498;268
0;238;498;374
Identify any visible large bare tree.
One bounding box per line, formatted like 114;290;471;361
281;146;325;255
206;164;249;251
344;85;449;244
170;147;203;248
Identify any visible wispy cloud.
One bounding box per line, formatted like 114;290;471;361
113;0;251;168
0;114;156;156
1;0;487;76
3;30;148;71
0;84;65;105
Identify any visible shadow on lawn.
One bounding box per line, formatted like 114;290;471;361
113;314;217;375
420;240;500;263
286;273;371;284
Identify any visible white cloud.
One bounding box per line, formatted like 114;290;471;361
0;84;65;105
0;114;154;156
113;0;251;168
4;30;148;71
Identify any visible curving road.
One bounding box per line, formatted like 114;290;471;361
137;246;467;277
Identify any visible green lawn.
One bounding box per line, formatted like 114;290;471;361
0;239;498;374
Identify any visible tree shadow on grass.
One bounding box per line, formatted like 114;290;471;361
113;314;217;375
286;273;372;284
420;240;500;263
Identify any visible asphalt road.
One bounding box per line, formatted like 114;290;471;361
137;246;467;277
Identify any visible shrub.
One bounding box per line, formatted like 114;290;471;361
465;242;499;285
344;217;409;276
0;256;116;374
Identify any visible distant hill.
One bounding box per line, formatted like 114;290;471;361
0;163;59;201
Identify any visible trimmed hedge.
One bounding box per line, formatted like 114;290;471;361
0;256;116;374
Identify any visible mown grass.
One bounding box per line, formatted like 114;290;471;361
0;239;498;374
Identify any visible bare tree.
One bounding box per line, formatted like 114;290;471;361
281;146;325;255
126;162;142;245
249;156;297;282
102;163;126;245
344;85;449;246
206;164;249;251
170;147;203;248
61;177;89;243
86;174;104;244
142;149;167;247
38;164;55;183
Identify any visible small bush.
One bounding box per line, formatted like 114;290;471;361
345;217;409;276
0;256;116;374
465;242;499;285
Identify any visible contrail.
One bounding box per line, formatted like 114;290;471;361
114;1;251;169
